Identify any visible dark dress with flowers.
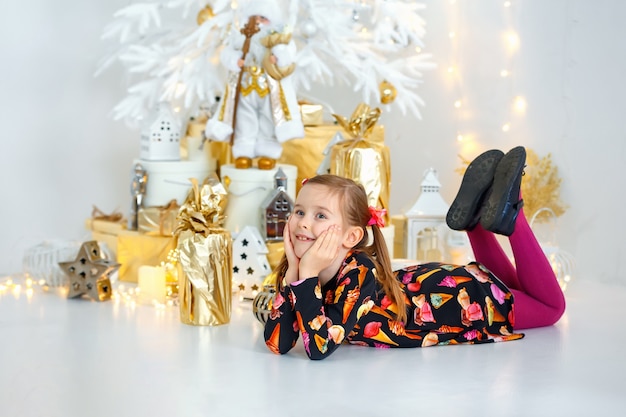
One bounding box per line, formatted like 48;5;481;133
264;251;523;360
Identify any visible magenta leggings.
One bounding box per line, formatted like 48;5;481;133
466;208;566;329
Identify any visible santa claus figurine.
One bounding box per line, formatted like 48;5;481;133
205;0;304;170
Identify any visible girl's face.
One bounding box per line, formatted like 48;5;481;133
288;183;348;258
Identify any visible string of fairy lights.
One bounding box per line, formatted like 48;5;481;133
445;0;526;151
0;274;177;312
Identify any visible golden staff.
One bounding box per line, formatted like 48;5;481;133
230;15;261;147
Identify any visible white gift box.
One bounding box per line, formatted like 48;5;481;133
136;158;217;207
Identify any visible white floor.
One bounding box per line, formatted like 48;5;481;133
1;275;624;417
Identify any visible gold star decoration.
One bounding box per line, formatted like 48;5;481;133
59;241;120;301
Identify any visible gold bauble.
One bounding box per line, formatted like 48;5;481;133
197;5;215;26
380;80;397;104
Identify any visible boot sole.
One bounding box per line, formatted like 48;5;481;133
446;150;504;230
480;146;526;235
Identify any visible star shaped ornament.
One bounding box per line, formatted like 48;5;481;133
59;241;120;301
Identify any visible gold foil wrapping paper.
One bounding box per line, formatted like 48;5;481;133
175;175;232;326
279;123;385;194
330;104;390;224
177;229;232;326
137;200;180;236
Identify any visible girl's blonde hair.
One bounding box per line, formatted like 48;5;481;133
273;174;407;324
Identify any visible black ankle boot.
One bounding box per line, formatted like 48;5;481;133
446;149;504;231
479;146;526;236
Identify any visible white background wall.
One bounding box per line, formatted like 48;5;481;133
1;1;624;285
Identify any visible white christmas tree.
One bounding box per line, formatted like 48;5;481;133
96;0;435;126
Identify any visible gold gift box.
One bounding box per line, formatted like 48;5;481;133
329;137;391;224
84;218;126;258
299;102;324;126
116;232;177;283
265;240;285;271
279;123;385;194
137;201;180;237
391;215;408;259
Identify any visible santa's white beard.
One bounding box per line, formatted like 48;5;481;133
245;25;272;65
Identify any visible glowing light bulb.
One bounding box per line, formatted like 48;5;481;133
505;32;520;50
449;31;456;39
500;69;509;77
454;100;462;108
504;1;512;7
457;134;464;142
502;123;511;132
414;46;422;53
514;96;527;112
447;66;456;74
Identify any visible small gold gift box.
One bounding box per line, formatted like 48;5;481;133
116;232;177;283
391;215;408;259
137;200;180;237
299;102;324;126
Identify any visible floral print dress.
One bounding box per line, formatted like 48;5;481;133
264;251;523;360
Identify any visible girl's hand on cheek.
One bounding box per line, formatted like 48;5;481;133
299;225;341;279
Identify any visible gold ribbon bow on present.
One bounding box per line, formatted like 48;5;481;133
332;103;382;140
91;206;124;223
175;175;228;237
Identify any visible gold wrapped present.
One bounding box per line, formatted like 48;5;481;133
279;122;385;194
330;103;391;224
137;199;180;236
299;101;324;126
391;215;408;259
85;207;127;258
116;232;177;283
265;240;285;271
175;174;232;326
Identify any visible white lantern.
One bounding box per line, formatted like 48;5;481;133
404;168;449;262
140;103;182;161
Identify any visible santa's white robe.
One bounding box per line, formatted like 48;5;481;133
205;27;304;160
